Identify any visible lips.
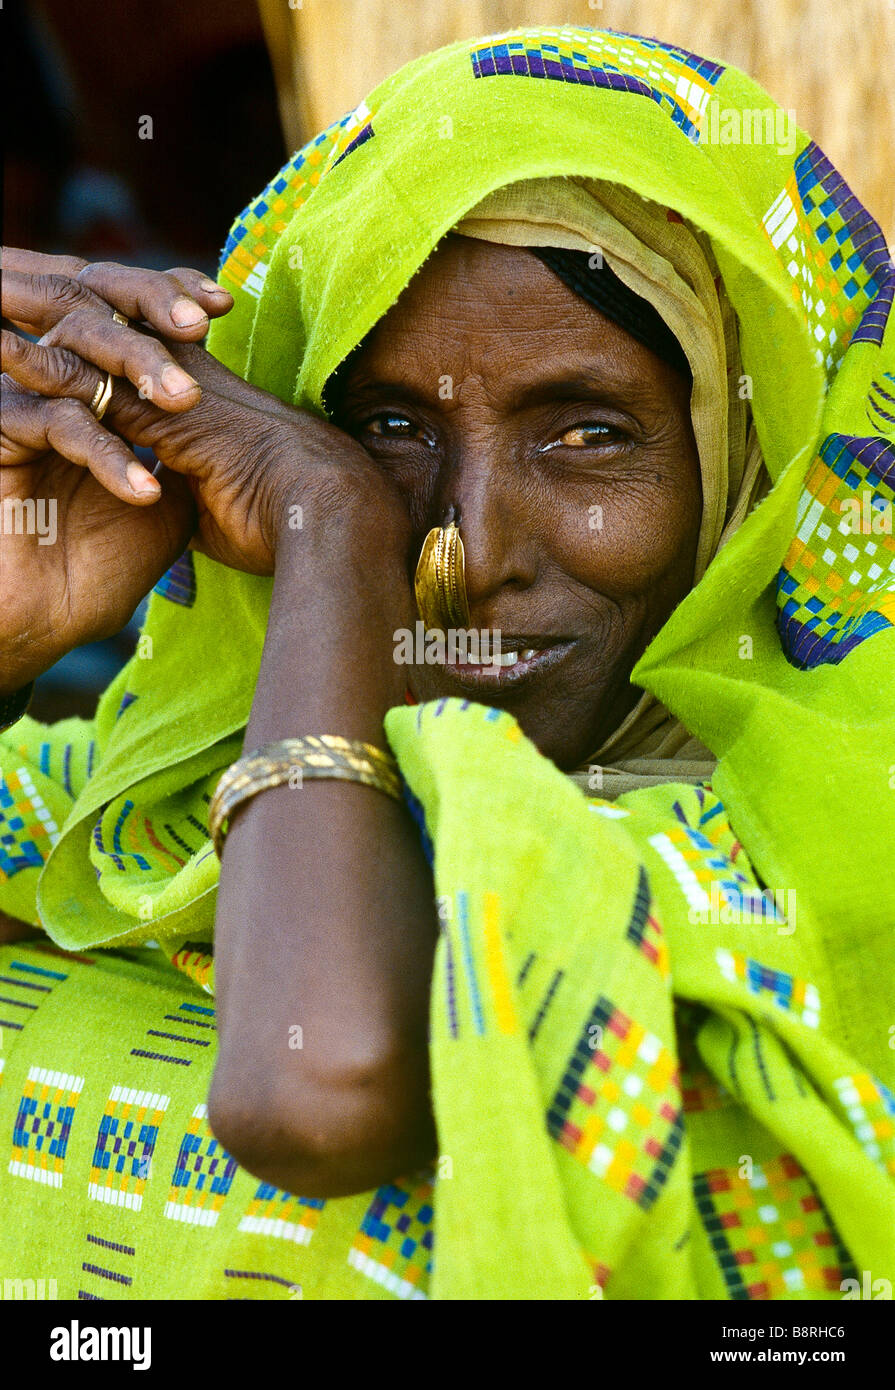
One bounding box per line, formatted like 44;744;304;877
446;638;576;693
446;636;554;667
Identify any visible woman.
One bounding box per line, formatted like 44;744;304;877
1;26;893;1300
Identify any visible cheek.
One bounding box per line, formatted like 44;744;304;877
551;462;701;598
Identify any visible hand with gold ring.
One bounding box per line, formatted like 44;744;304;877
88;368;115;423
1;247;233;486
0;246;414;699
0;249;233;693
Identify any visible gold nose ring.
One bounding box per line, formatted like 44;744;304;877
414;520;470;629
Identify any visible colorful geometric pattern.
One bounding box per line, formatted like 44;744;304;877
470;28;724;142
169;944;215;995
348;1177;434;1299
10;1066;84;1187
152;551;196;607
776;434;895;667
715;949;821;1028
867;372;895;432
853;271;894;349
0;954;70;1044
88;1086;170;1210
625;866;670;978
91;782;215;877
547;996;683;1211
832;1073;895;1176
218;102;375;299
0;766;61;879
694;1155;856;1298
328;101;375;170
647;823;776;922
238;1183;325;1246
164;1102;238;1227
762;140;890;373
440;883;520;1041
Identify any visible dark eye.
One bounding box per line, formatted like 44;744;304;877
362;412;421;439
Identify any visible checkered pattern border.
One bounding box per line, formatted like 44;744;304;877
164;1102;238;1227
762;140;889;372
239;1183;326;1246
0;767;61;879
776;434;895;667
547;995;682;1211
716;949;821;1028
625;865;670;978
695;1154;856;1298
470;28;723;142
648;823;775;921
219;102;375;299
88;1085;170;1211
833;1073;895;1176
348;1177;434;1299
10;1066;84;1188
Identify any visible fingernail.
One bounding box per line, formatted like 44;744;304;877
171;297;208;327
161;363;199;396
127;461;160;495
199;278;229;295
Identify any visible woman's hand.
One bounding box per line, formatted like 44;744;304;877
99;338;406;576
1;248;228;691
1;249;409;693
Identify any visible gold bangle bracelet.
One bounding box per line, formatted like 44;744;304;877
208;736;401;857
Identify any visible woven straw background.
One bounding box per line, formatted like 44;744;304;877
258;0;894;244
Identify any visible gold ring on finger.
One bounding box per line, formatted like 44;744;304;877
111;310;129;328
89;371;114;421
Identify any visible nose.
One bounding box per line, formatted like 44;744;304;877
430;458;539;619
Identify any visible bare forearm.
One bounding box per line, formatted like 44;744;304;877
210;514;438;1196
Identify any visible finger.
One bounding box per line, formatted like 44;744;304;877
1;250;91;336
2;246;88;279
40;307;202;409
162;266;234;315
2;330;102;404
3;392;161;502
76;262;231;337
2;266;100;337
0;255;222;371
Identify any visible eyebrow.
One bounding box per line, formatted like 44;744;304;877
505;373;648;411
338;367;649;415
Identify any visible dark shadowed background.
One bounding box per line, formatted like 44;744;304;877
6;0;285;720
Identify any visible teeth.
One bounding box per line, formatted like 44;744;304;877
495;648;538;666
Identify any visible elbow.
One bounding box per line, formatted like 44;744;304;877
207;1044;434;1200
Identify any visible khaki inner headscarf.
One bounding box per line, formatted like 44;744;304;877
454;177;769;796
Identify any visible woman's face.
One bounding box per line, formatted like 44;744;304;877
333;235;702;770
